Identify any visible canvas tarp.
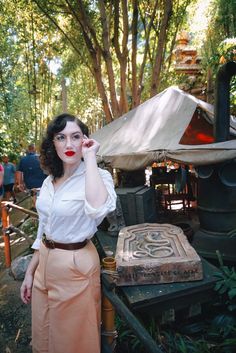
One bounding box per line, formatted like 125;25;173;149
91;87;236;170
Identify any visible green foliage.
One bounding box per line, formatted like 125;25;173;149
115;315;144;353
1;0;234;144
199;0;236;110
214;251;236;313
218;38;236;62
115;256;236;353
160;330;210;353
19;217;38;240
0;0;65;149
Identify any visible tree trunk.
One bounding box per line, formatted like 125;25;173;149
150;0;172;97
61;78;68;112
66;0;114;123
207;67;214;104
98;0;120;118
30;12;38;141
114;0;129;115
137;0;159;104
131;0;138;108
0;65;9;117
92;58;113;123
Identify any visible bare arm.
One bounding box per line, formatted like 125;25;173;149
15;171;25;191
82;137;108;209
20;250;39;304
0;169;4;186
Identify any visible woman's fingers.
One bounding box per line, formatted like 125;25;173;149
82;139;94;148
82;137;100;151
20;283;32;304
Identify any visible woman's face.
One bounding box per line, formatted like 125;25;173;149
53;121;83;165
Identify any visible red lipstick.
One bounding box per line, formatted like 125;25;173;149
65;151;75;156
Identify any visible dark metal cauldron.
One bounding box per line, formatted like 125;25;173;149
197;162;236;233
193;62;236;261
195;160;236;261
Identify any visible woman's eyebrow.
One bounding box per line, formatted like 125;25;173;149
56;131;82;136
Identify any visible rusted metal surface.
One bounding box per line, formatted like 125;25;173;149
1;202;11;267
115;223;203;285
2;201;38;218
101;257;117;347
1;196;36;267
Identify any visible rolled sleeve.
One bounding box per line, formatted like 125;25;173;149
31;219;44;250
84;169;117;221
31;238;41;250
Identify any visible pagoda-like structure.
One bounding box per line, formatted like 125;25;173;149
173;31;206;101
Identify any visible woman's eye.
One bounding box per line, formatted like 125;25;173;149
72;134;81;141
55;135;65;142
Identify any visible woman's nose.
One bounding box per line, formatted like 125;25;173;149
65;136;73;147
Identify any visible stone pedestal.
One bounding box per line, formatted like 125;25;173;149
115;223;203;285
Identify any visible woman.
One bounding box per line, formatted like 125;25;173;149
0;163;4;228
20;113;117;353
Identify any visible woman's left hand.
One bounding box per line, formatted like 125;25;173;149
82;136;100;159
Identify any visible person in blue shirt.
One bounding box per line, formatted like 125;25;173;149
16;144;47;192
0;163;4;203
2;155;16;201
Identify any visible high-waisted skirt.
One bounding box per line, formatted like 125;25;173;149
32;240;101;353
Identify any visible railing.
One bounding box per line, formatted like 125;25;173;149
1;198;38;267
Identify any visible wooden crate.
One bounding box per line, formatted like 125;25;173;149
115;223;203;286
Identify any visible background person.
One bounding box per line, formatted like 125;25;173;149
20;113;117;353
2;155;16;201
0;163;4;201
16;143;47;192
0;163;4;227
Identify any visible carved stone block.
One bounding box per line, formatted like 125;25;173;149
115;223;203;285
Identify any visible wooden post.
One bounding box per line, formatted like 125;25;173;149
1;202;11;267
102;257;117;348
61;78;68;112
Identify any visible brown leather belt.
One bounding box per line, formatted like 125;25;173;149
42;234;87;250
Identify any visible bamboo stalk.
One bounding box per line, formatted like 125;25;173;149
102;257;117;347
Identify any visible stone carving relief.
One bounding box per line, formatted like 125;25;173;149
115;223;203;285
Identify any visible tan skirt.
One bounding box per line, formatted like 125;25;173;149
32;240;101;353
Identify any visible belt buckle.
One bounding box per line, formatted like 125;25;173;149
47;239;55;249
42;234;55;249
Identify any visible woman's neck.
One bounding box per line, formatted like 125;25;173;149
53;160;82;189
63;160;81;179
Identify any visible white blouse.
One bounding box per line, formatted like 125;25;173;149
32;162;117;250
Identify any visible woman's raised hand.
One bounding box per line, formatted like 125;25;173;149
82;135;100;159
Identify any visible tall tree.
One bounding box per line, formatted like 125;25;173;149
31;0;192;123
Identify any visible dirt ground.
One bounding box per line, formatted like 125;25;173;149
0;194;33;353
0;234;32;353
0;268;32;353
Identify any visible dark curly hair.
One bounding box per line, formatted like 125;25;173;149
40;113;89;179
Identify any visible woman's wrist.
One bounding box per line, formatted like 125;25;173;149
83;151;97;163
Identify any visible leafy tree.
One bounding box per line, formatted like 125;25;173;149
0;0;64;153
200;0;236;107
31;0;193;123
0;0;196;150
